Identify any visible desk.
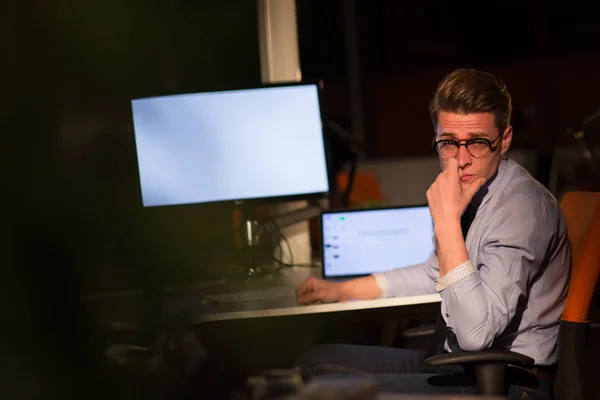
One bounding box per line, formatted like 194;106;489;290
189;292;442;324
164;266;441;324
84;267;441;330
84;265;443;389
82;265;440;330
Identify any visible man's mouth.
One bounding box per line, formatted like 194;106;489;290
461;174;473;182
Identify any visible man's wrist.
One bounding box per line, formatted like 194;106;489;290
434;217;462;239
434;217;468;277
338;280;352;301
338;275;382;301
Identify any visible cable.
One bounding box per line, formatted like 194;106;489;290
253;215;320;272
265;217;294;268
266;219;285;266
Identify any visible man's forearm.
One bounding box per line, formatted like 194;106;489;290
435;219;469;277
338;275;382;301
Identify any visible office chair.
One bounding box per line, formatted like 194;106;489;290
411;191;600;398
336;170;384;208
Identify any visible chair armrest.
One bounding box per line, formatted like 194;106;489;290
424;349;534;366
424;349;534;396
401;323;436;338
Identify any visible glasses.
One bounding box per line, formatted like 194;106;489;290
432;133;502;159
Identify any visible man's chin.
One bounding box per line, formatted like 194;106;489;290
460;178;476;190
462;177;488;191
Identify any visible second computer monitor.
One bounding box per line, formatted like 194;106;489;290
321;206;435;278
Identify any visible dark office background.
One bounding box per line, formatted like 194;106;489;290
4;0;600;397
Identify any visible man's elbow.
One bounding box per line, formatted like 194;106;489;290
456;326;495;352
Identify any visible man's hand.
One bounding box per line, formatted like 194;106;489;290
296;275;382;304
295;277;343;305
426;158;486;226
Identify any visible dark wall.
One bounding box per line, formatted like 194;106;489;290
5;1;261;396
297;0;600;159
10;0;262;294
363;55;600;158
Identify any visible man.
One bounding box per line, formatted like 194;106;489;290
295;68;571;398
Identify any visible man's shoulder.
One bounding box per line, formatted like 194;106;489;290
487;159;562;219
500;160;559;207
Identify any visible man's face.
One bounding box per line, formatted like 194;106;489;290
435;111;512;190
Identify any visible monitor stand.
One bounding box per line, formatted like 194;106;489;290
234;201;269;281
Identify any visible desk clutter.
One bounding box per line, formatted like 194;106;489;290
244;369;504;400
102;338;502;400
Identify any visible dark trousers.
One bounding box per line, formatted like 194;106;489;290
299;344;552;399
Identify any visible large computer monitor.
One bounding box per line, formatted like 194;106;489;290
130;82;330;208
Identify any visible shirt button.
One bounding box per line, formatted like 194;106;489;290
445;313;449;317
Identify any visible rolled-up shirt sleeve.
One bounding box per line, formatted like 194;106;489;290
435;260;476;291
373;247;440;298
439;197;561;352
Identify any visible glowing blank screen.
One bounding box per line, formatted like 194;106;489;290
131;84;329;207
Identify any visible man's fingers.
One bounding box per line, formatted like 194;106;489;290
295;277;316;296
297;288;322;304
296;283;314;296
445;157;460;177
464;177;486;201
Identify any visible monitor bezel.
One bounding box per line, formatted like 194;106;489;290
129;80;333;209
320;204;433;279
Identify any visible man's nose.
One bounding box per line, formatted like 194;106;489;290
457;145;472;168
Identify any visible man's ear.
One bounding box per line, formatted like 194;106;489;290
500;126;513;156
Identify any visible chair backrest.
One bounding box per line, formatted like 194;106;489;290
555;191;600;400
336;170;384;208
560;191;600;323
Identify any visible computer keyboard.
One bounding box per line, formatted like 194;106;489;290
204;285;296;304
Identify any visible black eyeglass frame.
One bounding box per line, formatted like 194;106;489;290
432;133;503;159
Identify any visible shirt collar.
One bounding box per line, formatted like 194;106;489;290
470;158;507;211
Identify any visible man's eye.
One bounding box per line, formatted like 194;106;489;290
469;140;488;146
